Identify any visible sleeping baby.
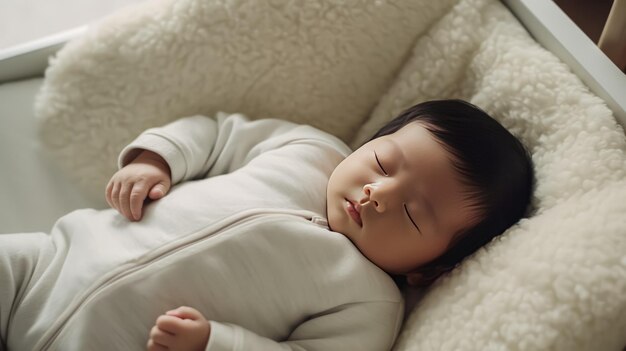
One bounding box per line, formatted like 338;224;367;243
0;99;533;351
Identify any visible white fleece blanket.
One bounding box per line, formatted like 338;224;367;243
34;0;626;350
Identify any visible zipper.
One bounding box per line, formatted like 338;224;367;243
309;215;329;228
34;208;321;351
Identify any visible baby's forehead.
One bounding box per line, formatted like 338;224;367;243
382;121;452;160
394;123;482;196
386;120;444;146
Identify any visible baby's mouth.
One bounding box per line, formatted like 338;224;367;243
344;198;362;227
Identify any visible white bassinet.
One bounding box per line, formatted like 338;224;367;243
1;0;625;350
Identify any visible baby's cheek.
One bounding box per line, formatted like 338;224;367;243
356;233;392;270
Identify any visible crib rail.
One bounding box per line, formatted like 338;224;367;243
502;0;626;130
598;0;626;71
0;26;86;84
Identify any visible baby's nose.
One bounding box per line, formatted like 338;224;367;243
362;182;387;212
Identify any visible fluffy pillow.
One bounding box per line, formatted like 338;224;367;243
34;0;458;201
352;0;626;350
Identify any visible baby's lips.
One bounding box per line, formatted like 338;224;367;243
346;198;361;213
353;202;362;214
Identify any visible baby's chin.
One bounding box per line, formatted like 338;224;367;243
325;211;339;233
326;205;349;237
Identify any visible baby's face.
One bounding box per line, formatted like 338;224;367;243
326;121;480;275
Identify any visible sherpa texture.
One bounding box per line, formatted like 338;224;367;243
35;0;626;350
34;0;457;202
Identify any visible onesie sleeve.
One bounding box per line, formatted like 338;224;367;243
117;112;351;185
205;301;404;351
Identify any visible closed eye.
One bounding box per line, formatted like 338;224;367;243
404;204;421;234
374;151;388;175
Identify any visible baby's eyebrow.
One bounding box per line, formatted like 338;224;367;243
388;139;407;165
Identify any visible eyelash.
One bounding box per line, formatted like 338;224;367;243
374;151;388;175
404;204;422;234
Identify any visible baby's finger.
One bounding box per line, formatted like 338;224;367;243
119;182;133;220
156;314;187;334
148;182;168;200
130;182;149;221
146;338;168;351
105;180;114;208
166;306;203;321
110;181;121;211
149;325;175;347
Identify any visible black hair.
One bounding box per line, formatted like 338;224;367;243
369;99;534;287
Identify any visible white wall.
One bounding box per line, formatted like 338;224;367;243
0;0;147;49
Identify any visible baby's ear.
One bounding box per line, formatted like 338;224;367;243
405;273;423;286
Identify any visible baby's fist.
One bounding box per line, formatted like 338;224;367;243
147;306;210;351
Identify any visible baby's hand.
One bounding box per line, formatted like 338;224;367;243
147;306;211;351
106;150;171;221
